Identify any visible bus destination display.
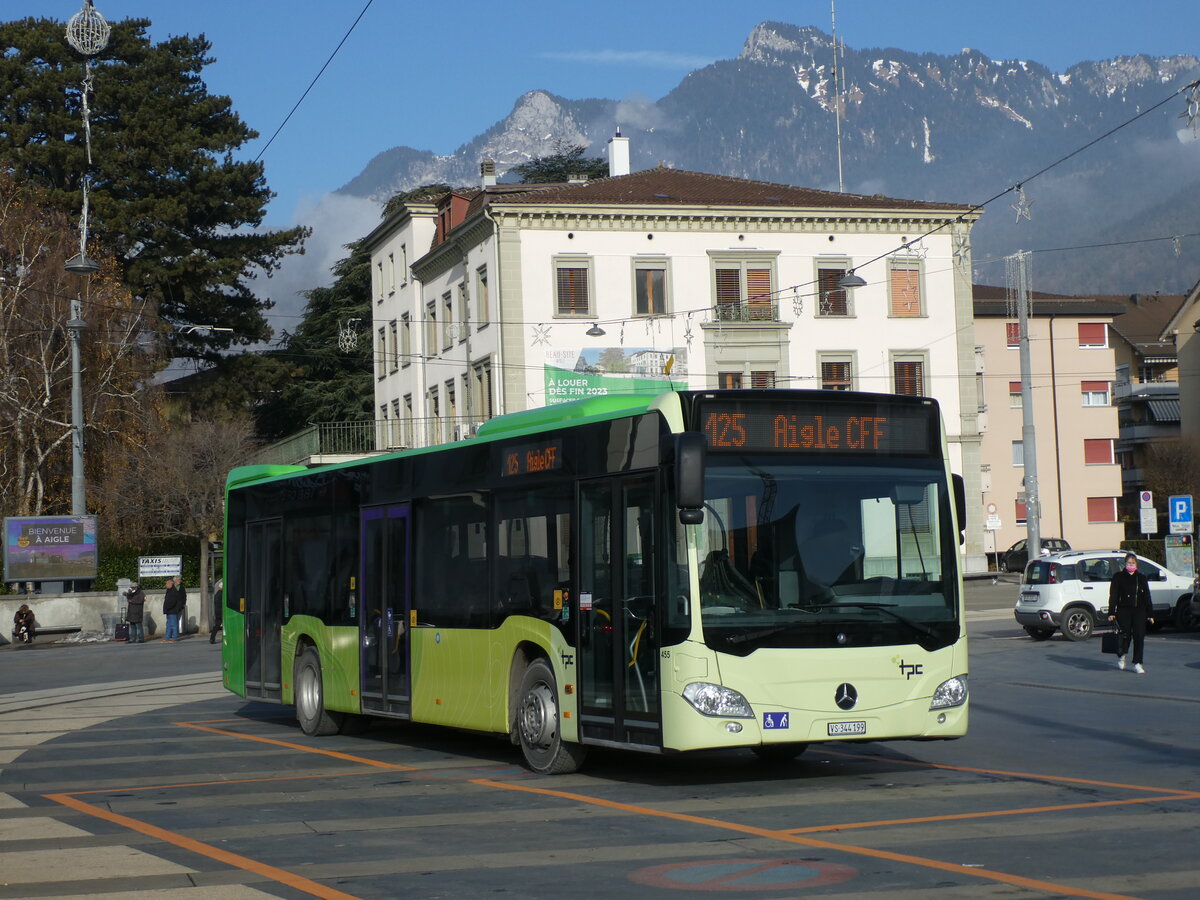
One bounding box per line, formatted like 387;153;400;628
698;400;934;456
501;438;564;477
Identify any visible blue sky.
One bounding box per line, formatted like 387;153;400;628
27;0;1200;225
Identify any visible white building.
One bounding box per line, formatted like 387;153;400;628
361;138;985;567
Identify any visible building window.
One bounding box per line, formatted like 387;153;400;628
816;261;851;316
473;358;494;420
400;244;408;284
1084;438;1114;465
1081;380;1110;406
892;355;925;396
427;389;441;444
400;313;411;366
1006;322;1020;348
387;320;398;373
888;260;922;317
554;257;592;316
403;394;413;446
387;253;395;293
751;370;776;389
1009;381;1022;408
712;255;777;321
1086;497;1118;523
1078;323;1108;348
376;261;384;302
376;326;386;379
719;372;743;389
425;301;436;355
442;292;453;350
819;356;854;390
633;261;668;316
458;281;468;341
445;380;456;421
476;265;489;326
1011;440;1024;467
1015;500;1028;525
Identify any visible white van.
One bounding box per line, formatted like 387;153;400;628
1013;550;1193;641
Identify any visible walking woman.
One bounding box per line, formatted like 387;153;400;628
1108;553;1154;674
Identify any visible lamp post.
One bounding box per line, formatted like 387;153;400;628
63;1;110;517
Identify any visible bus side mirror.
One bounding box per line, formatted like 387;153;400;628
676;432;705;525
952;474;966;545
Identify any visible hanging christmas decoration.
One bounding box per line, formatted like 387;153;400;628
531;323;551;346
1011;185;1033;223
1180;81;1200;135
791;287;803;317
1173;236;1183;258
337;318;361;352
684;313;694;346
952;232;970;269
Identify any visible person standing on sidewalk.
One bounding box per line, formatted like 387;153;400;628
163;577;186;643
1108;553;1154;674
125;583;146;643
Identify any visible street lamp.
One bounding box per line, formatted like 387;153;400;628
63;1;110;518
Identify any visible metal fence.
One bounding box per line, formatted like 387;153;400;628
243;416;490;467
713;299;780;322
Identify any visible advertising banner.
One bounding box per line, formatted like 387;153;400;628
544;346;688;406
138;555;183;578
3;516;99;581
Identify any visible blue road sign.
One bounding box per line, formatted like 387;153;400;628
1168;495;1193;534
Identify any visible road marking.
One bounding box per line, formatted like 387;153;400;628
469;777;1150;900
175;721;417;770
45;791;362;900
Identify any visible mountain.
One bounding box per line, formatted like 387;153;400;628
338;22;1200;295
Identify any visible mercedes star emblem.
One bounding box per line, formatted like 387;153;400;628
835;683;858;710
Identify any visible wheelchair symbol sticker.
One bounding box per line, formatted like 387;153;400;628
762;712;789;729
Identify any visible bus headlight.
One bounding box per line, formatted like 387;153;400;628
682;682;754;718
929;675;968;710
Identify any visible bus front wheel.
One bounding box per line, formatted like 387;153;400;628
517;659;587;775
295;646;343;736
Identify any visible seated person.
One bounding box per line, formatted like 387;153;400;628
12;603;36;644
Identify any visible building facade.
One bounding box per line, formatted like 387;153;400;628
362;141;986;568
973;291;1125;555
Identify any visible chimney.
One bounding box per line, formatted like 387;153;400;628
607;127;630;177
480;158;497;188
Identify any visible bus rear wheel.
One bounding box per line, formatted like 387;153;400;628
517;659;587;775
295;646;343;736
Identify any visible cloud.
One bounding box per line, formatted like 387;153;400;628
251;192;380;341
540;49;717;70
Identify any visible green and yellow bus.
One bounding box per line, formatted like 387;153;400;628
221;389;968;773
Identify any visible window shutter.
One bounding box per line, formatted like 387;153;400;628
1081;380;1109;392
715;268;741;316
556;267;589;314
890;267;920;316
1009;381;1022;393
1083;439;1114;465
894;360;924;396
818;268;848;315
1078;323;1107;346
1015;500;1028;521
750;370;776;389
1006;323;1020;347
821;361;852;390
745;268;772;319
1086;497;1117;522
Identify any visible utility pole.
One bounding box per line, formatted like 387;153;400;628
1013;250;1041;560
831;0;845;192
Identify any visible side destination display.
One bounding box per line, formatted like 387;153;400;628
697;397;936;456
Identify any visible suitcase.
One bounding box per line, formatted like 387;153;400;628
115;621;130;642
1100;631;1120;654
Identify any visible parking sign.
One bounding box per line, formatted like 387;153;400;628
1168;495;1193;534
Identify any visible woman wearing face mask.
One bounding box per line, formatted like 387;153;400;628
1107;553;1154;674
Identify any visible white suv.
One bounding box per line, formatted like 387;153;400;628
1013;550;1193;641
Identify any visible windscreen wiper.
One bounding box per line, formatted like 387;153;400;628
824;602;944;648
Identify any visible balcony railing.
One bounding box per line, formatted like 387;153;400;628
243;416;490;467
714;299;780;322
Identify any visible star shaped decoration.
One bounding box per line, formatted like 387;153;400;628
953;233;970;268
531;323;551;346
684;315;694;346
1012;186;1033;223
1180;84;1199;136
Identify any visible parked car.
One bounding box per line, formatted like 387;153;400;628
998;537;1070;573
1013;550;1194;641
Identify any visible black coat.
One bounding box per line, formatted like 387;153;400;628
126;588;146;624
1108;569;1153;618
163;585;186;616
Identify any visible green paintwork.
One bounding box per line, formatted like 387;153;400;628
225;464;308;491
279;616;361;714
475;393;660;439
222;608;246;696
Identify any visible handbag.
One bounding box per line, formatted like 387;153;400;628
1100;630;1121;654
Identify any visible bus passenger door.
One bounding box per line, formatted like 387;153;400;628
360;505;411;716
244;518;283;700
578;476;661;748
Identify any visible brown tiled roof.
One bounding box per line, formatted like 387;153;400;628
483;168;972;212
972;284;1077;301
1095;294;1186;351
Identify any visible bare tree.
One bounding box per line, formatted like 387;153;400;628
1141;438;1200;503
0;172;159;519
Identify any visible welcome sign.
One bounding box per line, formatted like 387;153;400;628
3;516;99;581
